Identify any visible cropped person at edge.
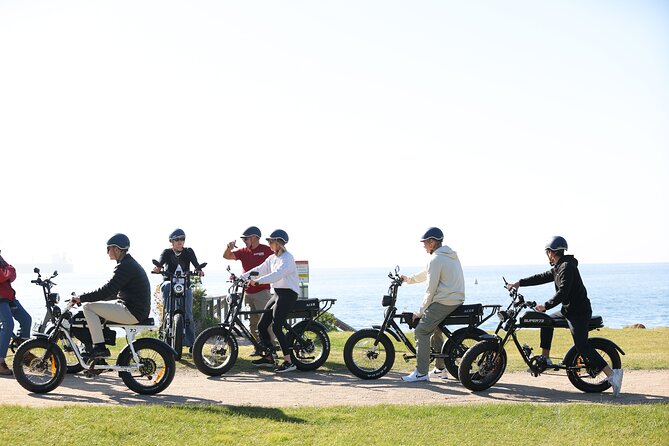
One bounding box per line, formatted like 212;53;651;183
400;227;465;382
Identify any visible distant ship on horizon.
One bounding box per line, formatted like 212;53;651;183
14;253;74;274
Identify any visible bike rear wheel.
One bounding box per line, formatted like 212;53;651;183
12;338;67;394
172;313;184;360
192;326;239;376
343;329;395;379
117;338;176;395
565;338;622;393
287;321;330;371
458;340;507;391
441;327;486;379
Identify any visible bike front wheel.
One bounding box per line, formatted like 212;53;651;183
287;321;330;371
46;326;84;374
192;326;238;376
565;338;622;393
343;329;395;379
172;313;184;361
117;338;176;395
12;337;67;394
458;340;507;391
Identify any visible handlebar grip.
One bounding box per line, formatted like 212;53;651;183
31;280;39;283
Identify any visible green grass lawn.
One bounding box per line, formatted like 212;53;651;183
3;327;668;445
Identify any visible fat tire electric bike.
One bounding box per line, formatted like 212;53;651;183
12;299;176;395
343;266;500;380
458;278;624;392
193;268;336;376
152;260;207;360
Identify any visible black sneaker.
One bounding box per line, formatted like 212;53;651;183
86;345;111;358
249;350;261;357
251;356;276;368
274;361;297;373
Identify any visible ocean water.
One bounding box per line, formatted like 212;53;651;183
10;263;669;332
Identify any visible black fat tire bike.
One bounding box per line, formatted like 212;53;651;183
193;268;336;376
343;266;500;380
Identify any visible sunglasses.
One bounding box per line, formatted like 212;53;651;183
171;237;186;242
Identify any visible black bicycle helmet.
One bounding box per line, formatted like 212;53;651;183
169;228;186;241
107;233;130;250
545;236;568;251
266;229;289;244
241;226;261;238
420;227;444;242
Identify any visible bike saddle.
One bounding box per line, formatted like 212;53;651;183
551;315;604;329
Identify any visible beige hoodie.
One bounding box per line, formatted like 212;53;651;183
405;245;465;316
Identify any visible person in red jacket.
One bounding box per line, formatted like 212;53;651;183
0;251;32;375
224;226;275;356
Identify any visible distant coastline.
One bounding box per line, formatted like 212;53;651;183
14;262;73;274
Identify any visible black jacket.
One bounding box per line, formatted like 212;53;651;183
80;253;151;322
519;255;592;318
157;247;202;275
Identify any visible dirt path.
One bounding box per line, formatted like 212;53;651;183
1;368;667;408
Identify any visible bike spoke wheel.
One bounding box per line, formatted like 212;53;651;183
12;338;67;394
441;328;486;379
47;327;84;374
343;329;395;380
458;340;507;391
565;338;622;393
288;323;330;371
192;327;238;376
117;339;176;395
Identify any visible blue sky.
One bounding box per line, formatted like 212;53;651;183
1;1;667;271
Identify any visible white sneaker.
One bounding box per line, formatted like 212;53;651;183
401;370;429;382
609;368;623;397
432;367;448;379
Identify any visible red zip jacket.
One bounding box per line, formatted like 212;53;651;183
0;260;17;301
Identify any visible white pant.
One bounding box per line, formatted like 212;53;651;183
83;301;138;344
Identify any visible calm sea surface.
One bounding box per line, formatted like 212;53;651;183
12;263;669;332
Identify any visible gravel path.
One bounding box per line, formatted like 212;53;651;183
1;368;667;408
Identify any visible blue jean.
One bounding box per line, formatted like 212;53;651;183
0;299;32;360
161;282;195;347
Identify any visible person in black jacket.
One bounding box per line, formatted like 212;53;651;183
506;236;623;396
152;228;204;352
71;234;151;359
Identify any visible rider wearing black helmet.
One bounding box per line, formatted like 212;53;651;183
506;236;623;396
241;229;299;373
224;226;275;356
72;234;151;359
152;228;204;353
400;227;466;382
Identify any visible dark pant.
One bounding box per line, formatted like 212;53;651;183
258;288;298;357
540;311;607;371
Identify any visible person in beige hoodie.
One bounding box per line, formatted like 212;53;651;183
400;227;465;382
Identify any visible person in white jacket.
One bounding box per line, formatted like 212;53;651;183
400;227;465;382
242;229;299;373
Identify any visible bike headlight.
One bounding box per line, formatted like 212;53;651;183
174;283;185;294
497;310;508;322
49;292;60;304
